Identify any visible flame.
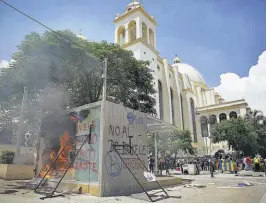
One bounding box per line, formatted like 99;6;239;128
39;131;74;179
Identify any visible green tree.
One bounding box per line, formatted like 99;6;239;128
148;129;195;159
1;30;156;113
245;110;266;157
0;30;156;140
211;116;259;156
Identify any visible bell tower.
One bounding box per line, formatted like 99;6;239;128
113;0;158;63
114;0;162;121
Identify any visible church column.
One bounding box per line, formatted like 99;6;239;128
196;87;203;107
153;28;157;49
147;27;150;44
125;24;129;43
216;115;219;123
136;18;142;39
163;59;172;123
114;27;118;44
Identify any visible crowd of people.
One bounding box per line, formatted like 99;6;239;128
148;153;266;176
243;155;265;172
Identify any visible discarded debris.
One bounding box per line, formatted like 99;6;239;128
72;187;82;194
41;178;49;187
0;190;18;194
217;186;244;189
237;182;254;187
184;184;206;188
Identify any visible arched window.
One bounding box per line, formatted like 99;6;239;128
170;88;175;124
149;28;154;47
128;20;136;42
158;80;163;120
200;116;208;137
209;115;217;125
209;114;217;139
142;22;148;42
157;65;160;71
180;94;184;130
219;113;227;122
190;98;197;142
229;111;237;119
117;26;125;46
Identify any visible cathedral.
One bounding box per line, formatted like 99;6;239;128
113;1;249;155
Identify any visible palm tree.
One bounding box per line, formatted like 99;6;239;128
245;110;266;129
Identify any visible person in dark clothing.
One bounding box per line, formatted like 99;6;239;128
165;160;170;175
149;157;155;172
196;159;200;175
201;160;204;171
209;159;214;178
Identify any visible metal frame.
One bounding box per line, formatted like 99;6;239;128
34;125;93;200
112;139;169;202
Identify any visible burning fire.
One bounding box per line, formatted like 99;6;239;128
39;131;74;179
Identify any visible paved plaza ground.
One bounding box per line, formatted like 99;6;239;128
0;171;265;203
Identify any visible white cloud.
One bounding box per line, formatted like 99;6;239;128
0;60;10;69
215;51;266;115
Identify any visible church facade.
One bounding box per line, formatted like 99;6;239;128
113;1;249;155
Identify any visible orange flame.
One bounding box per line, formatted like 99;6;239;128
39;131;74;178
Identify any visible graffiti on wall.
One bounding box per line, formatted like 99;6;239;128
107;125;147;155
104;111;147;177
74;106;100;182
126;112;144;125
105;151;122;177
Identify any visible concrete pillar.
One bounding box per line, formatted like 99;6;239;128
196;87;203;107
125;24;129;44
136;18;142;39
114;27;118;44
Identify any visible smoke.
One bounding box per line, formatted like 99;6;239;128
40;85;70;113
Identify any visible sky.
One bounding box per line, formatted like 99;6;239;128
0;0;266;113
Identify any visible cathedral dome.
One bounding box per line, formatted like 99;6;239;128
173;56;181;64
176;63;206;84
76;30;87;40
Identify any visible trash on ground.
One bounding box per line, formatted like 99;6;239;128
184;184;206;188
143;171;156;182
238;182;254;187
237;183;246;187
217;186;244;189
72;187;82;194
0;190;18;194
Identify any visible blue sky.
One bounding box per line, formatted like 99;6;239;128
0;0;266;87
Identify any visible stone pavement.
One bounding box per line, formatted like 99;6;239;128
0;172;265;203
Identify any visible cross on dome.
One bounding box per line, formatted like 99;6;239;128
76;29;86;40
173;55;181;64
126;0;142;12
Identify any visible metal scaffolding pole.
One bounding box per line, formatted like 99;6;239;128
102;58;107;102
154;133;158;174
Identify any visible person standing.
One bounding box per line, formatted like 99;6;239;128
245;156;251;171
149;156;154;172
201;159;204;171
196;159;200;175
254;156;260;172
242;157;247;170
209;159;214;178
165;159;170;175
